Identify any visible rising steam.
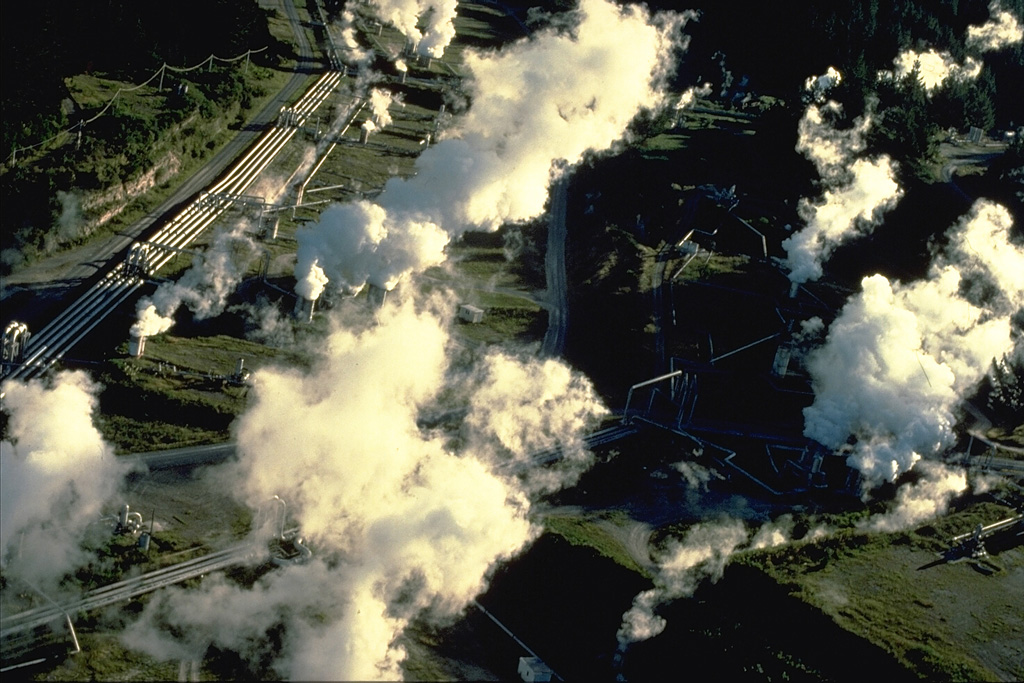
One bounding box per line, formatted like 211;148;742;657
859;461;968;533
131;224;258;337
882;49;983;92
370;0;459;58
294;0;692;298
337;10;374;67
881;3;1022;92
804;66;842;103
967;1;1024;52
461;349;610;496
369;88;397;129
803;200;1023;483
122;295;610;679
783;93;902;285
616;516;802;655
0;371;129;588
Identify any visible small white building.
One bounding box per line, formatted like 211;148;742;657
128;332;147;358
771;343;792;377
518;657;554;683
458;304;484;324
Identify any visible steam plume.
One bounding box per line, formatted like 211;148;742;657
614;515;803;653
881;49;983;92
294;0;692;297
0;371;129;587
131;225;259;337
803;200;1023;482
123;297;609;679
860;461;967;532
967;1;1024;52
783;95;902;285
804;66;842;102
617;520;748;646
370;0;459;58
461;349;610;495
675;82;713;114
338;10;374;67
369;88;396;129
881;4;1021;93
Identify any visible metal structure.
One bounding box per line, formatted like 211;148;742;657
2;70;345;382
948;514;1024;559
115;504;144;535
2;322;31;367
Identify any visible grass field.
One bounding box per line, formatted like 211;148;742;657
734;500;1024;681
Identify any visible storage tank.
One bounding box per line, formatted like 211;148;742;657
294;295;316;323
128;332;147;358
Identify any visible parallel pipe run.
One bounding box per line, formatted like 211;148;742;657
622;370;683;423
471;600;564;682
2;526;302;640
4;71;345;382
709;333;780;364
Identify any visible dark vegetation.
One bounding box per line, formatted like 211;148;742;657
975;350;1024;428
673;0;1022;123
1;0;281;151
0;1;285;272
560;0;1023;413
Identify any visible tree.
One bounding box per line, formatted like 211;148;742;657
985;354;1024;425
964;68;997;131
870;64;940;176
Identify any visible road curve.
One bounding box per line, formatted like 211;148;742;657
2;0;317;294
541;176;569;357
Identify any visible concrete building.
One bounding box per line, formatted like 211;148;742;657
518;656;554;683
458;304;484;323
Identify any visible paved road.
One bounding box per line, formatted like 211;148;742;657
2;0;317;305
541;177;569;357
123;442;237;470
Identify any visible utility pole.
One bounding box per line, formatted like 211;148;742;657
158;63;166;91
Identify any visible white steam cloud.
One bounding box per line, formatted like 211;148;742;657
882;48;983;93
370;0;459;58
294;0;692;297
338;10;374;67
122;297;609;678
616;517;796;650
461;350;610;496
803;200;1023;482
131;225;258;337
783;95;902;285
881;3;1022;93
967;1;1024;52
860;461;968;533
0;372;129;587
369;88;396;129
804;66;842;102
617;520;748;646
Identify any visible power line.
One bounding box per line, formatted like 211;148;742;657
5;46;269;165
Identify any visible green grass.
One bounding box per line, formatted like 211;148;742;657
640;132;689;153
420;255;546;345
4;51;298;271
78;0;543;454
94;328;310;453
542;513;650;577
985;423;1024;449
670;253;750;282
40;633;180;682
733;502;1022;682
